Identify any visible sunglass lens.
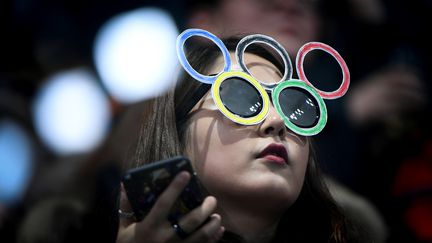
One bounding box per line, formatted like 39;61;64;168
279;87;320;128
219;77;263;118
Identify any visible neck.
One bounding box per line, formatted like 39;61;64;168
218;200;283;243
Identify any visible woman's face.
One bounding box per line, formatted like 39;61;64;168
185;52;309;212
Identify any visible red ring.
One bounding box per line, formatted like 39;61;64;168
296;42;350;99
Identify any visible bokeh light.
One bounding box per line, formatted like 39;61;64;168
94;7;179;104
33;68;110;155
0;119;33;205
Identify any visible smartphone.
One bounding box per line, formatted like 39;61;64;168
122;156;205;221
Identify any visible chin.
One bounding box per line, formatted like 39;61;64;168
250;189;298;212
244;177;301;206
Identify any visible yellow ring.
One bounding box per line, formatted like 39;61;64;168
212;71;269;125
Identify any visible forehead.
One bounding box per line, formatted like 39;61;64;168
208;52;282;83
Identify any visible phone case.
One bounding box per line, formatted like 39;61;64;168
122;156;205;221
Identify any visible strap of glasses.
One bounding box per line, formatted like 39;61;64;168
175;83;212;124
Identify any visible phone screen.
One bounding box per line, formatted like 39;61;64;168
122;156;205;221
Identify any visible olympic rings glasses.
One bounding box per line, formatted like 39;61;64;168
176;29;350;136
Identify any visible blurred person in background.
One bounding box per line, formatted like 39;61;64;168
0;86;45;243
1;2;124;242
324;1;432;242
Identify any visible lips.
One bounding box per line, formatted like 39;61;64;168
257;143;289;165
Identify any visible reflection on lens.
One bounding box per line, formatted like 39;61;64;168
247;61;282;84
242;43;285;84
279;87;319;128
219;77;263;118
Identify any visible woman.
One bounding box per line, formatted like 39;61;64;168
117;30;360;243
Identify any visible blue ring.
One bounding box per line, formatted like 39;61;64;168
176;29;231;84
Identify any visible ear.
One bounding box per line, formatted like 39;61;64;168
187;8;222;34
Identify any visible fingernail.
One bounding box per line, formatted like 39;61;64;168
211;213;221;221
205;196;217;207
177;171;190;182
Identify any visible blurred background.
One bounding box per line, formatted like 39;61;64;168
1;0;431;242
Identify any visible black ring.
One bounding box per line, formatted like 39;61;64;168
235;34;293;90
171;221;189;239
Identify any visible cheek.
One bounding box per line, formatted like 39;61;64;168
185;116;252;189
290;141;309;175
185;117;233;173
297;150;309;193
294;142;309;166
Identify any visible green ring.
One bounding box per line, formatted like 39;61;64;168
272;79;327;136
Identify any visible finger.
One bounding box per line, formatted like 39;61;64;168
178;196;217;233
117;223;137;243
208;226;226;243
183;214;224;243
384;89;427;107
119;183;135;227
368;101;409;117
383;69;424;90
370;91;425;117
361;84;426;113
382;113;402;128
146;171;191;223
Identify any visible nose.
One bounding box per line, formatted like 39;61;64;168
258;105;287;138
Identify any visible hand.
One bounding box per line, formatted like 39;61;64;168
347;66;426;127
117;171;225;243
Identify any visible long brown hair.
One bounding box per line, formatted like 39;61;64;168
128;38;360;243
